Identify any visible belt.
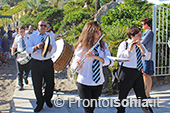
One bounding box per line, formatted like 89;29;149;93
33;58;51;62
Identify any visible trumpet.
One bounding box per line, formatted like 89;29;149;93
72;33;105;76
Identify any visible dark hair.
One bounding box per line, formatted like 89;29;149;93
47;21;53;31
141;18;152;27
19;26;25;30
127;26;141;39
29;24;34;27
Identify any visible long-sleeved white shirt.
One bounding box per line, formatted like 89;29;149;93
12;34;29;52
117;39;151;68
71;42;114;86
26;31;56;60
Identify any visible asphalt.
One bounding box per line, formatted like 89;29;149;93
11;76;170;113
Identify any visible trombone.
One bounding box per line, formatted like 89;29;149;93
72;33;105;76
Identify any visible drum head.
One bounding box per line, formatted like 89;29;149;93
51;38;64;62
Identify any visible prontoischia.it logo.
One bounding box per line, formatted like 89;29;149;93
54;97;160;108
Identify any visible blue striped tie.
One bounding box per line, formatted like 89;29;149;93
92;44;100;83
40;33;45;42
136;45;143;71
21;37;26;51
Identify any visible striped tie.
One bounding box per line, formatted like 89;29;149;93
40;33;45;42
136;45;143;71
92;44;100;83
21;37;26;51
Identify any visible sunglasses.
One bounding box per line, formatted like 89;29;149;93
39;24;47;27
47;26;50;28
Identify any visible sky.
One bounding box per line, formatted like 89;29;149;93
147;0;170;4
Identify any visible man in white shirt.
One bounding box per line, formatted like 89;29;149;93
26;25;36;35
11;26;31;91
26;20;56;112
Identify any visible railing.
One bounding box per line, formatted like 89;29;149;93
152;4;170;76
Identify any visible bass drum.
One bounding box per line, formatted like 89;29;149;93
52;38;74;71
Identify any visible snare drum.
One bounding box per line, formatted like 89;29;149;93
52;38;73;71
17;51;31;65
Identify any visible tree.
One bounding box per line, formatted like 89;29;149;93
26;0;51;15
95;0;101;12
1;0;23;6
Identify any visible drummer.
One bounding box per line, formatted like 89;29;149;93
11;26;31;91
26;20;56;112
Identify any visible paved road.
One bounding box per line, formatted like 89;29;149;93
12;76;170;113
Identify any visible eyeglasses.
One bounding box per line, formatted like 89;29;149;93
47;26;50;28
39;24;47;27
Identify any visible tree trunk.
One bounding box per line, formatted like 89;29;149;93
95;0;100;12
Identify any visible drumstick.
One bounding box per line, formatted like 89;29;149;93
11;47;26;55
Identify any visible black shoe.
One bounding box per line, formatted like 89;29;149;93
19;86;24;91
24;79;28;84
141;106;153;113
34;105;43;112
46;101;53;108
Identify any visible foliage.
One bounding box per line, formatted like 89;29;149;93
20;14;35;26
1;0;23;6
101;21;129;56
25;0;52;15
34;8;64;31
1;1;26;15
58;6;92;33
100;0;153;55
63;0;84;12
1;1;26;26
1;5;10;11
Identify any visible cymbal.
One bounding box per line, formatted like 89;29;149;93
42;35;51;57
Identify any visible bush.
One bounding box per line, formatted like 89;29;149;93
100;0;153;55
34;8;64;31
58;6;92;33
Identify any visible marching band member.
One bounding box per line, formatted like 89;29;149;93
71;21;114;113
116;26;153;113
26;20;56;112
11;26;31;91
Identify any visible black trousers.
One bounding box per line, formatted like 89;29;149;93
17;60;31;87
117;66;153;113
31;59;54;106
77;82;103;113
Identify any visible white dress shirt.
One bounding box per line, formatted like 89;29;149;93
26;31;56;60
117;39;151;68
12;32;18;39
71;42;114;86
12;34;29;52
47;31;55;37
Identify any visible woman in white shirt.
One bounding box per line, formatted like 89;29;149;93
71;21;114;113
117;26;153;113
